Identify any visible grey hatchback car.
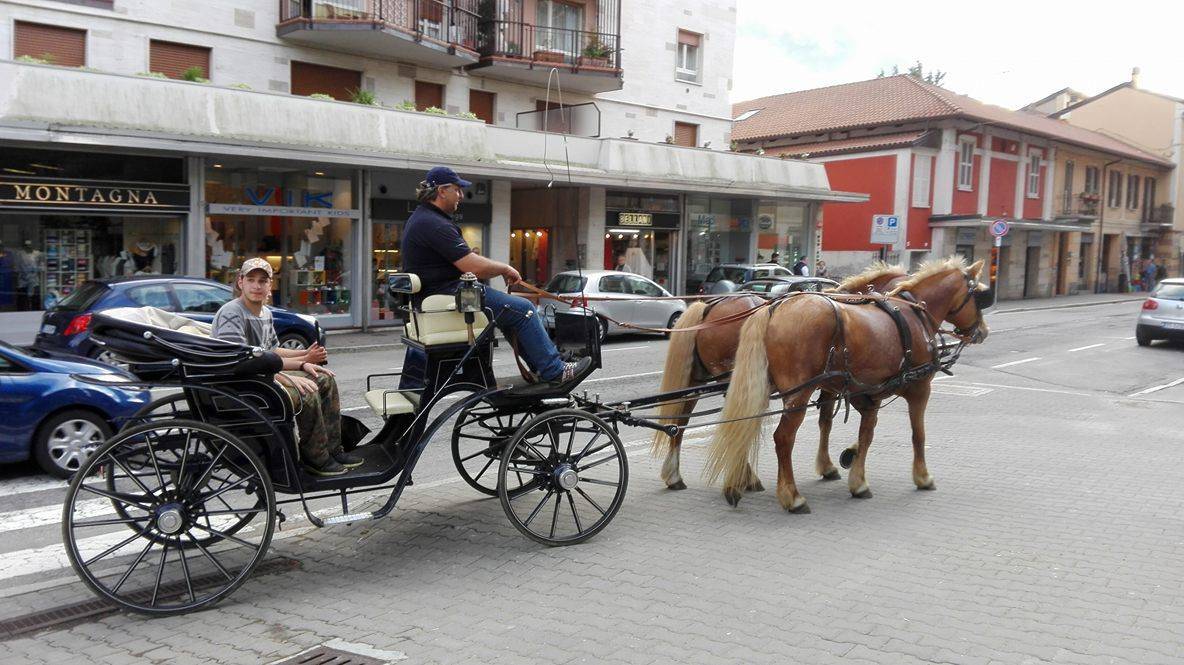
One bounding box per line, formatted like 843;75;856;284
538;270;686;341
1136;278;1184;346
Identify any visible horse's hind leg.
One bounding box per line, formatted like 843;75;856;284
905;381;936;490
773;403;810;513
660;397;697;490
743;462;764;492
815;391;842;481
847;397;880;499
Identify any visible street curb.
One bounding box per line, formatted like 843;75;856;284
993;296;1143;314
332;341;404;354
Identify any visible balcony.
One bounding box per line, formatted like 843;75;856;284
468;0;622;94
1142;203;1175;229
277;0;480;69
1056;193;1100;220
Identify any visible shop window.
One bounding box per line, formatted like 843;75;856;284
127;284;173;310
676;30;701;83
149;39;211;80
415;81;444;111
14;21;85;67
291;60;361;100
175;282;231;313
674;122;698;148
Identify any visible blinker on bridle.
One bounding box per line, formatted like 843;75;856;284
946;272;990;340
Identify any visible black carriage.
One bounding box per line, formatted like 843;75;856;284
61;274;636;615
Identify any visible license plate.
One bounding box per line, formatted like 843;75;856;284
1164;322;1184;330
40;323;56;334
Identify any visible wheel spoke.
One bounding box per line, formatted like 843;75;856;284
192;473;259;505
190;442;229;495
523;489;555;527
174;430;194;492
110;538;155;594
565;419;578;457
109;452;156;498
84;529;147;566
189;523;261;551
197;507;269;517
185;532;232;581
72;515;151;528
150;543;169;607
578;477;619;488
177;541;195;603
472;456;497;483
577;453;620;472
505;464;547;476
566;492;583;533
79;484;153;512
460;444;500;463
548;492;561;539
141;431;169;492
574;486;606;516
574;432;604;460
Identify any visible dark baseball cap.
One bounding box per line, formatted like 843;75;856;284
425;166;472;188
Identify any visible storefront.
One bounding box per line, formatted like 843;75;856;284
604;191;681;291
0;147;188;337
685;196;755;294
204;163;360;327
755;200;810;269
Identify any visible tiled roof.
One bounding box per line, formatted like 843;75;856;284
733;75;1172;167
764;131;928;158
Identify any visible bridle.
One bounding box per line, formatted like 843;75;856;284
945;271;991;342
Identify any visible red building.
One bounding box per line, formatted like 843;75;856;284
733;76;1171;299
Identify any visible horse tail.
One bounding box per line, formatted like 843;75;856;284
703;305;772;490
651;300;708;456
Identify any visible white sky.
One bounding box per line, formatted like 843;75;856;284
732;0;1184;110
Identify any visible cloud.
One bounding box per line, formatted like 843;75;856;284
733;0;1184;108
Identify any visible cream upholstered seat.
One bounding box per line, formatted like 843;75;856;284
363;389;417;418
403;294;489;346
103;306;213;338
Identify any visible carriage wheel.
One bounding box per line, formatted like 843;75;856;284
451;399;537;497
126;393;191;428
498;409;628;547
62;419;275;616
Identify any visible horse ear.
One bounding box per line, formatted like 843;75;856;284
968;259;985;281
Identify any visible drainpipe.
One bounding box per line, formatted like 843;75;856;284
1096;158;1123;293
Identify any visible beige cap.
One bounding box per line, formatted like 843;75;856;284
240;257;273;278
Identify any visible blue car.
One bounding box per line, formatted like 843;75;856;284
34;276;326;363
0;340;150;478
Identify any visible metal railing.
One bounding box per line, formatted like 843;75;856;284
478;20;620;69
515;101;600;137
1145;203;1174;225
280;0;480;51
1058;195;1100;217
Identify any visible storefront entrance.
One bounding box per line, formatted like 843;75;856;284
605;192;681;292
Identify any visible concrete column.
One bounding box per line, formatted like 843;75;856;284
444;70;470;116
185;155;205;277
1041;146;1056;221
580;186;606;269
489;179;511;265
977;132;992;215
932;127;957;215
1015;141;1028;218
893;151;910;253
358;169;372;330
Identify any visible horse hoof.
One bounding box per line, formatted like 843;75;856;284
723;488;742;507
821;469;842;481
916;479;936;491
852;488;873;499
786;502;811;514
746;479;766;492
667;480;687;491
839;448;856;469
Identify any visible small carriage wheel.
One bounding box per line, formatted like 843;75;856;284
498;408;628;547
451;399;538;497
62;419;276;616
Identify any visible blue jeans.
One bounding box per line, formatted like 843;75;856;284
399;285;565;389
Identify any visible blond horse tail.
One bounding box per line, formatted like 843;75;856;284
703;306;772;491
650;300;708;455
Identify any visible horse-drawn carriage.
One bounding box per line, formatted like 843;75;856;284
61;259;992;616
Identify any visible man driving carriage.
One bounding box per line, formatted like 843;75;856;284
212;258;362;477
399;166;589;386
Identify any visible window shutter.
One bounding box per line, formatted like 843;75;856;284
674;122;698;147
415;81;445;111
291;61;362;100
912;155;931;207
149;40;211;79
469;90;495;124
14;21;86;67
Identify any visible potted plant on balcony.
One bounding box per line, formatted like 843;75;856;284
579;40;612;68
533;48;566;64
1078;191;1100;214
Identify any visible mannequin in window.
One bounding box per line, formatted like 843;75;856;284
17;240;43;311
130;241;157;274
0;241;13;310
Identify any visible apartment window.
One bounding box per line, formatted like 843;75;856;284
957;137;975;190
149;39;211;80
1062;161;1074;212
415;81;445;111
1107;170;1123;208
673;122;699;148
14;21;86;67
535;0;583;54
1127;174;1140;209
469;90;495;125
675;30;701;83
1143;178;1157;221
1026;151;1041;198
912;155;932;208
1084;165;1100;194
290;61;361;100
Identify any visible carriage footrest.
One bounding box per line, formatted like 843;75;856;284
322;512;374;525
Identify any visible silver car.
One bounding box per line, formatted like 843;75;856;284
538;270;686;341
1136;277;1184;346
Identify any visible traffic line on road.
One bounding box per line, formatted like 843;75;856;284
0;499;109;535
584;370;663;383
0;476;66;499
1128;377;1184;398
1067;343;1105;353
991;357;1041;369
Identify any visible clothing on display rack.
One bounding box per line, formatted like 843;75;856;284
131;241;157;273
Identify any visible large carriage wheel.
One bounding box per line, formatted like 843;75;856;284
62;419;275;616
125;392;191;428
498;409;628;547
451;399;537;497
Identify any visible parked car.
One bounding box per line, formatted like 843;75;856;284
698;263;792;294
34;276;325;363
0;339;149;478
738;276;839;296
1136;278;1184;346
538;270;686;341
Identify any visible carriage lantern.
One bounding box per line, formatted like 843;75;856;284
455;272;483;315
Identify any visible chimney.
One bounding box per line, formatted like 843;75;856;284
1131;67;1141;88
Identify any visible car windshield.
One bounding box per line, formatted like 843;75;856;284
546;274;587;293
1153;283;1184;301
706;267;749;283
743;282;777;293
53;281;108;311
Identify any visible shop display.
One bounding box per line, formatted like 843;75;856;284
42;229;92;305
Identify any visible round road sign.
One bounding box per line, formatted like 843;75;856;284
990;220;1010;237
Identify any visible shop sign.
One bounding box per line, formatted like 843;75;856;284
618;212;653;227
245;186;334;209
692;213;716;230
0;178;190;213
956;228;978;245
758;214;775;230
207;203;361;219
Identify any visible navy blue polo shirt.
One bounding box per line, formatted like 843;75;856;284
401;202;472;300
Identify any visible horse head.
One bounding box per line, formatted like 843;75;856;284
889;258;991;343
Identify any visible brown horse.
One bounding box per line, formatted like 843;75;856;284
651;262;908;491
703;258;990;513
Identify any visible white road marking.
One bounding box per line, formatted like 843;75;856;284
1067;343;1105;353
0;499;109;535
963;382;1089;397
1128;377;1184;398
0;476;66;499
991;357;1041;369
931;384;994;397
584;370;663;383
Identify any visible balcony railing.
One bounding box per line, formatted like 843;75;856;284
1145;203;1174;225
478;20;620;70
1058;193;1099;218
280;0;479;52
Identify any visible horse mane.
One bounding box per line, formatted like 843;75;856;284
830;261;907;293
887;256;977;296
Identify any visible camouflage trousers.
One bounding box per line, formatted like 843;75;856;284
280;371;342;467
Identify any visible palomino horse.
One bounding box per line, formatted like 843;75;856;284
703;258;991;513
651;262;908;491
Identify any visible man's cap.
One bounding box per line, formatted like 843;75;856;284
240;257;273;278
425;166;472;189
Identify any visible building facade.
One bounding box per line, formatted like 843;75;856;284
0;0;859;340
732;75;1174;299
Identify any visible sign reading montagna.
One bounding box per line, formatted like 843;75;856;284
0;178;190;213
617;212;653;227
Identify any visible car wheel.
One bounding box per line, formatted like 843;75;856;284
278;333;310;350
664;312;682;338
1136;330;1152;347
33;410;112;479
597;316;609;343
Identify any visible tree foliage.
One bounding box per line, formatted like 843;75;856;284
878;61;946;87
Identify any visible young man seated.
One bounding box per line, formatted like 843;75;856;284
212;258;361;476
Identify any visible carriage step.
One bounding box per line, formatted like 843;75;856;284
322;512;374;525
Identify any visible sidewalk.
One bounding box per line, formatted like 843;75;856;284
992;291;1144;314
